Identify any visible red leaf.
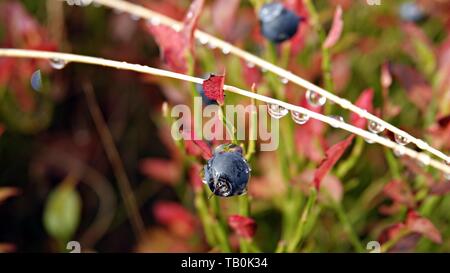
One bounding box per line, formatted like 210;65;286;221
228;215;257;239
153;201;197;238
350;88;374;129
202;74;225;104
181;130;213;160
406;210;442;244
212;0;240;38
139;158;181;185
146;0;204;73
323;6;343;49
241;60;262;88
381;62;392;89
383;180;415;208
188;163;203;192
295;97;325;162
313;136;354;189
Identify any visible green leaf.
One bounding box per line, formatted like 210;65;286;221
43;177;82;242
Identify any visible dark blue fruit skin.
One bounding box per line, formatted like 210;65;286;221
399;2;426;23
259;3;300;44
203;146;251;197
196;74;218;106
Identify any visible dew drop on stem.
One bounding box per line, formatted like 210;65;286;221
368;120;384;134
394;134;410;145
268;104;288;119
306;89;326;107
417;153;431;167
394;146;406;157
49;58;67;70
328;115;344;128
291;111;309;125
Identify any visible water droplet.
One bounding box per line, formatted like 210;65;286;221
364;138;375;144
445;160;450;166
208;42;217;49
268;104;288;119
445;173;450;182
394;134;410;146
291;111;309;125
417;153;431;166
368;120;384;134
93;2;101;8
261;67;268;73
149;17;161;26
130;14;140;21
328;115;344;128
49;58;67;70
186;11;194;19
222;46;231;55
246;62;255;68
393;146;406;157
30;70;42;92
306;89;326;107
280;77;289;85
198;36;209;45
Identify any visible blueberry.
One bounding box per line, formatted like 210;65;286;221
203;144;251;197
399;2;426;23
196;74;218;106
258;3;301;44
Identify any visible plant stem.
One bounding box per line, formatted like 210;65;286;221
333;201;365;252
82;82;145;240
287;188;317;252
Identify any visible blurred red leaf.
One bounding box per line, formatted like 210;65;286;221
153;201;197;239
313;136;354;189
323;6;343;49
295;97;325;162
212;0;240;38
241;60;262;88
0;187;20;204
406;210;442;244
188;163;204;192
202;74;225;104
299;170;343;203
228;215;257;239
181;130;213;160
146;0;204;73
430;181;450;195
381;62;392;89
0;243;16;253
383;180;415;208
139;158;181;185
350;88;374;129
390;63;432;111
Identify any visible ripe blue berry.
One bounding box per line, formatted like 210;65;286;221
203;144;251;197
399;2;426;23
258;3;301;44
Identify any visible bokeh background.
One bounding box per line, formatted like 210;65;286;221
1;0;450;252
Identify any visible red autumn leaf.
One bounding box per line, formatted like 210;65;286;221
350;88;374;129
146;0;204;73
378;223;406;244
139;158;181;185
390;63;432;111
228;215;257;239
181;130;213;160
406;210;442;244
383;180;415;208
430;181;450;195
0;187;20;204
202;74;225;104
188;163;204;192
241;60;262;88
212;0;240;38
153;201;197;239
323;6;343;49
313;135;354;189
295;97;326;162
